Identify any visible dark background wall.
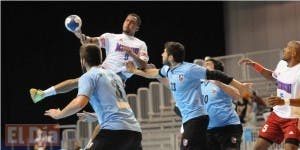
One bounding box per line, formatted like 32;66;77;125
2;1;225;140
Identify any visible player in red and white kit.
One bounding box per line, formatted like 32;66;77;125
30;13;149;103
239;40;300;150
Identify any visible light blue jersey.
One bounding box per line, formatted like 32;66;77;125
160;62;208;123
78;67;141;133
200;81;240;129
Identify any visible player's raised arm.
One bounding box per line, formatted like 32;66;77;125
239;58;274;81
44;95;89;119
64;15;99;45
78;34;99;45
125;61;161;79
204;69;250;98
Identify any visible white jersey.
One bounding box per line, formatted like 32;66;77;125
272;60;300;118
97;33;149;79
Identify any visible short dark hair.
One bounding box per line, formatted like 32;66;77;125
80;44;102;66
205;57;224;72
128;13;141;27
165;41;185;63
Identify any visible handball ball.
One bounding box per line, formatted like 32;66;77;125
65;15;82;32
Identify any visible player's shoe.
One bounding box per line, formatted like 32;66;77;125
29;88;45;103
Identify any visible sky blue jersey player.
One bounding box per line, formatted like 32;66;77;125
201;57;243;150
125;41;249;150
78;67;141;133
45;44;142;150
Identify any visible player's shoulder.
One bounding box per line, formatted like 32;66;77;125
296;63;300;76
278;60;287;65
81;67;100;78
161;65;170;71
79;71;91;82
170;62;194;75
276;60;288;68
183;62;200;69
101;32;118;38
184;62;206;75
131;36;146;45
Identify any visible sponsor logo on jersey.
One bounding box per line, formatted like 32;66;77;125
116;43;139;54
277;80;291;93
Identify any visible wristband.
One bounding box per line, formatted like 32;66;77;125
253;63;264;73
284;98;290;105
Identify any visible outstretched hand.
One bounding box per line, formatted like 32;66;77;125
72;29;85;44
267;96;284;107
238;58;255;66
79;33;89;44
44;108;61;120
121;46;134;56
145;63;157;69
239;83;252;100
125;61;136;73
243;82;253;89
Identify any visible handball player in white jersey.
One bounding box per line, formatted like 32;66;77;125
239;41;300;150
30;13;149;103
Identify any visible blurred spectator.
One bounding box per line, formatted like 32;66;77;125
251;91;267;115
235;97;254;124
34;128;47;150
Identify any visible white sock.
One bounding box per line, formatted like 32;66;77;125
43;86;57;97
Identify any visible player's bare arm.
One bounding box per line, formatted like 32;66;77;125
268;96;300;107
78;34;99;45
122;46;147;69
125;61;160;79
239;58;274;81
211;80;241;99
44;95;89;119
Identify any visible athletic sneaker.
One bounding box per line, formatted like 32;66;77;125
30;88;45;103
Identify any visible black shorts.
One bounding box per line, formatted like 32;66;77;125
89;129;142;150
207;124;243;150
181;115;209;150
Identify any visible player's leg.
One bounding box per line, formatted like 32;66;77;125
89;129;115;150
124;131;143;150
282;118;300;150
254;137;272;150
30;78;79;103
284;139;299;150
206;131;221;150
254;112;284;150
90;129;142;150
180;115;209;150
218;125;243;150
